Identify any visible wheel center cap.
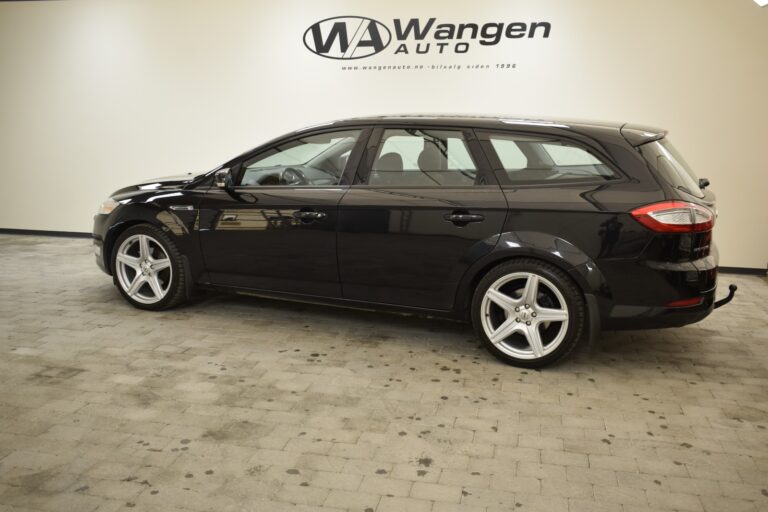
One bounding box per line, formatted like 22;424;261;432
519;310;531;322
140;261;152;274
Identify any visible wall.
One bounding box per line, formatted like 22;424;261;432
0;0;766;269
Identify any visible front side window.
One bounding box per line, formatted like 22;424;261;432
239;130;361;186
368;129;477;186
483;133;616;184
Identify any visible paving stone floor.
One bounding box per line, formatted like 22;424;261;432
0;234;767;512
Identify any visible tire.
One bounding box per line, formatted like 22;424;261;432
111;224;188;310
471;259;585;368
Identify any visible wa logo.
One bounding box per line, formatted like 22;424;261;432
304;16;391;60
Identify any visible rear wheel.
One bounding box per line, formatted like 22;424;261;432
472;259;585;368
112;225;187;310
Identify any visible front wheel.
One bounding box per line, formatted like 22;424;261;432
472;259;585;368
111;225;188;310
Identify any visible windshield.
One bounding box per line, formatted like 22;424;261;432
640;139;704;198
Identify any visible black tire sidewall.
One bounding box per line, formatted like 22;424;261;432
111;225;185;311
472;259;585;368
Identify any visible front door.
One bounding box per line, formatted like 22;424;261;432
337;126;508;310
198;128;367;297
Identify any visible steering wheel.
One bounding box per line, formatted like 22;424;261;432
281;167;308;186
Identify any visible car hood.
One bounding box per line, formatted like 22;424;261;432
136;172;199;187
111;171;210;198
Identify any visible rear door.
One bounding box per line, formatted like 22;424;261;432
337;125;508;310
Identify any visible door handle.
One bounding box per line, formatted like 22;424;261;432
445;212;485;224
293;210;327;221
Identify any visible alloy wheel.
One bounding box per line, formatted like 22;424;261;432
479;271;570;360
115;234;172;305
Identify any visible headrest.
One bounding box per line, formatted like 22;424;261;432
418;143;443;171
375;152;404;171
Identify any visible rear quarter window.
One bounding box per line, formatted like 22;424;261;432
481;132;617;185
541;143;603;166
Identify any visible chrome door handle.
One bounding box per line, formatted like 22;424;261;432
445;213;485;224
293;210;326;220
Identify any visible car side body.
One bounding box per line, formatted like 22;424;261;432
93;115;722;366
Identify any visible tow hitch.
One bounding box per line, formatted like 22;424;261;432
714;284;738;309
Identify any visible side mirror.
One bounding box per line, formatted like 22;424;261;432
698;178;710;190
215;169;233;190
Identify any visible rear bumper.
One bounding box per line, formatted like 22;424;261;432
598;248;719;330
602;287;715;330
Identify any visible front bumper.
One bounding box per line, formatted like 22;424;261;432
92;214;110;275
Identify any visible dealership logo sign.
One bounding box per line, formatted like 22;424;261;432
304;16;391;60
304;16;551;59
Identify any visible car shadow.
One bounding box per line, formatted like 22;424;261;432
174;291;720;370
104;287;746;372
176;289;481;350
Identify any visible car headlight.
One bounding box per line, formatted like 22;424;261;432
97;198;119;215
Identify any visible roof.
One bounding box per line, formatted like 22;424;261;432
299;114;666;146
342;113;624;129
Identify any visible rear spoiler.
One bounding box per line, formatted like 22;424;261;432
620;123;667;147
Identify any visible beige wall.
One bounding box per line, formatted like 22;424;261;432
0;0;766;269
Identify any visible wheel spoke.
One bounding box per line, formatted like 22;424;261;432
115;233;173;305
525;324;545;358
535;306;568;323
126;275;146;296
138;235;151;260
480;271;573;360
486;288;519;311
489;317;523;345
116;253;141;269
521;275;539;306
146;275;164;298
151;258;171;272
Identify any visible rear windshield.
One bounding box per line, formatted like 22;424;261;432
640;139;704;198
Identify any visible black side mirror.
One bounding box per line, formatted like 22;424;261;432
214;168;256;203
698;178;710;190
215;169;234;190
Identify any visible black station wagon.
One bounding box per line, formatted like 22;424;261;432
93;115;735;367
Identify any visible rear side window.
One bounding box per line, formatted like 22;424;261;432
482;132;617;184
639;139;704;198
368;129;477;186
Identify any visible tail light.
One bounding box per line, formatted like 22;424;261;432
630;201;714;233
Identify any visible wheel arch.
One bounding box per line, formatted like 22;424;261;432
103;219;151;274
102;203;193;275
455;231;609;318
